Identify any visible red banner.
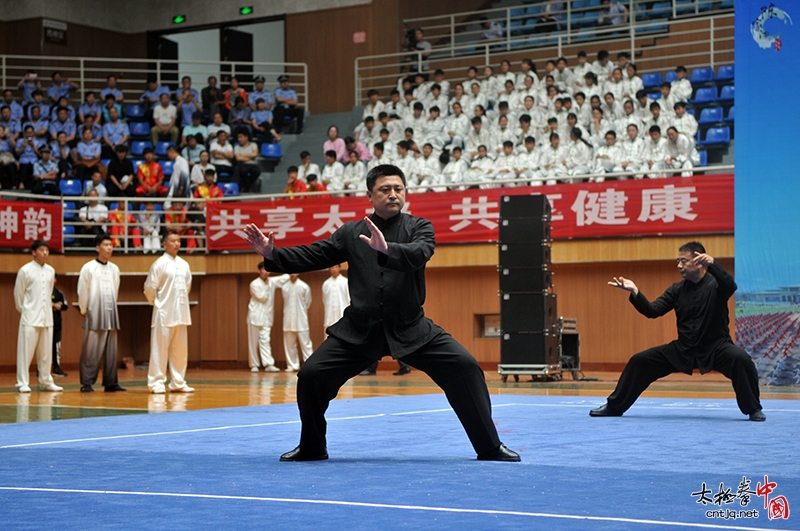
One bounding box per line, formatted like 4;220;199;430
0;200;63;252
206;175;733;251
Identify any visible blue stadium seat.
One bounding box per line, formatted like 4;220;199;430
586;0;601;7
715;65;734;81
699;150;707;167
130;122;150;137
650;2;672;18
261;143;283;159
698;126;730;147
132;159;144;175
63;201;76;220
641;72;662;88
131;141;152;157
63;225;75;244
689;87;717;104
155;141;175;157
220;182;240;197
690;67;713;83
719;85;734;101
686;108;695;117
162;160;174;176
698;107;723;124
125;104;145;119
664;71;677;83
59;179;82;196
647;92;662;101
724;106;734;123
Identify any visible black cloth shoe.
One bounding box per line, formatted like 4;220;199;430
749;409;766;422
477;444;521;462
104;384;127;392
589;404;622;417
80;385;94;393
393;366;411;376
52;368;68;377
280;446;328;462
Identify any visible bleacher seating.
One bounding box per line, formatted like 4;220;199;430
63;202;76;220
63;225;75;245
130;122;150;137
125;104;146;120
641;72;662;89
715;65;734;81
162;160;174;176
132;160;144;175
698;150;707;167
690;67;713;83
220;182;240;197
698;107;723;124
698;126;730;147
719;85;734;101
261;143;283;159
689;87;717;104
724;106;734;122
131;141;152;157
59;179;83;196
664;71;677;83
155;141;175;157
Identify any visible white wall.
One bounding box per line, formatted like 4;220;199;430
229;21;286;86
161;29;221;94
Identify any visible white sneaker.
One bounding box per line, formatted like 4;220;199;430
41;383;63;392
151;385;166;394
170;385;195;393
264;365;280;372
284;367;297;372
18;385;31;393
250;366;260;373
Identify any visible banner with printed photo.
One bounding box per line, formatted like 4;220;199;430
0;200;62;252
735;1;800;385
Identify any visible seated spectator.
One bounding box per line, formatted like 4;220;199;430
207;112;231;141
181;112;208;146
2;90;24;122
672;102;698;139
49;106;76;144
175;76;199;103
411;143;441;191
362;89;384;122
642;125;669;178
618;123;645;178
78;190;108;237
107;202;142;249
659;83;679;117
165;145;191;202
83;169;108;199
135;148;167;197
209;130;234;179
31;145;60;195
0;105;21;141
224;77;247;111
74;128;103;181
250;98;280;143
342;150;367;192
101;107;129;159
598;0;628;28
323;125;348;163
306;173;327;193
535;0;564;34
78;114;102;146
137;201;162;253
296;151;320;183
665;126;700;177
78;92;102;124
101;94;123;124
182;134;205;168
233;131;261;193
106;145;136;198
177;88;200;129
624;64;642;99
344;136;371;162
201;76;224;121
671;66;692;102
49;131;72;180
17;71;41;105
49;96;76;122
228;97;252;135
26;90;50;122
192;168;223;248
139;79;169;110
99;74;124;104
320;150;344;191
190;150;214;188
165;200;196;252
16;125;45;189
273;75;304;134
283;165;307;195
354;116;379;147
47;71;79;105
539;132;567;184
0;125;17;189
644;101;672;134
151;93;179;146
249;76;272;111
367;142;392;171
479;16;503;41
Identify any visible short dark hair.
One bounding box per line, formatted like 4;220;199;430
95;232;112;246
299;151;310;159
31;239;49;252
258;261;266;270
679;241;705;255
366;164;406;192
287;165;298;174
325;150;336;159
162;230;181;242
115;144;128;153
649;125;661;134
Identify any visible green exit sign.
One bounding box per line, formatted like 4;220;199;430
239;6;254;15
172;14;186;24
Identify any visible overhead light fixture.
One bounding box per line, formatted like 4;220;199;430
172;14;187;24
239;6;254;15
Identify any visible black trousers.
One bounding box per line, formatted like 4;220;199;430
233;163;261;193
273;106;304;133
0;162;17;189
52;327;63;370
606;342;762;415
32;179;61;195
295;329;502;456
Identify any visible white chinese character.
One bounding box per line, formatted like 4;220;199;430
312;204;357;237
259;206;305;239
449;196;499;232
571;189;629;226
545;193;564;222
208;208;251;242
0;206;19;239
23;207;52;241
638;185;698;223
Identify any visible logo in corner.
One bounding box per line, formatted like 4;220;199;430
751;3;793;51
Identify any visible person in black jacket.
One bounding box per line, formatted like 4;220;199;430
243;164;520;462
51;272;68;377
106;145;136;198
590;241;764;421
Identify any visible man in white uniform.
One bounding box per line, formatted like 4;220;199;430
14;240;63;393
281;274;313;372
144;231;194;394
247;262;288;372
322;264;350;336
78;233;126;392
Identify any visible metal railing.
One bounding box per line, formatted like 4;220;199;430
356;11;733;106
0;55;309;112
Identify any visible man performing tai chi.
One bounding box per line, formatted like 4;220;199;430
590;242;765;421
243;164;520;462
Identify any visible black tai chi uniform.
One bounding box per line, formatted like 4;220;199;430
264;211;502;457
606;262;761;416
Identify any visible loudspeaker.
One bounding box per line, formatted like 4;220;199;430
498;217;551;243
498;243;551;268
499;194;551;219
499;267;552;292
500;332;558;365
500;292;557;333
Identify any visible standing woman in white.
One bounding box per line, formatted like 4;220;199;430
247;262;288;372
322;264;350;336
144;231;194;394
281;274;313;372
14;240;62;393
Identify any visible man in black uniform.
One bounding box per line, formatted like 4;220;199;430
590;242;764;421
51;272;68;377
243;165;520;462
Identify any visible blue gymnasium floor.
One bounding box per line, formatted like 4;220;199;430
0;394;798;531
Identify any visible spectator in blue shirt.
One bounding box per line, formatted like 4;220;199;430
140;80;170;109
181;111;208;147
0;124;18;189
0;106;21;141
78;92;102;124
175;76;199;103
15;125;44;189
17;71;42;104
78;114;103;144
101;94;123;124
49;131;72;180
31;145;60;194
49;107;77;144
99;74;124;103
249;76;272;111
181;134;204;167
250;98;281;143
47;71;79;104
24;106;49;141
101;107;130;159
273;75;304;134
50;97;76;122
74;127;102;181
26;91;50;121
228;96;252;135
2;90;24;121
177;88;199;128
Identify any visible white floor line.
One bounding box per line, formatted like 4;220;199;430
0;486;785;531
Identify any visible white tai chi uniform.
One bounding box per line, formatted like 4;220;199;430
144;253;193;392
281;277;313;371
14;260;56;390
322;273;350;335
77;259;121;387
247;274;289;370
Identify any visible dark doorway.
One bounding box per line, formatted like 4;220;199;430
156;37;179;90
221;28;254;89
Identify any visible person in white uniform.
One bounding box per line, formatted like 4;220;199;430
78;233;126;392
281;274;313;372
665;126;700;177
642;125;670;178
248;262;289;372
14;240;62;393
322;264;350;336
144;231;194;393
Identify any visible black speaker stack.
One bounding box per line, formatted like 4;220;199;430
498;195;559;378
